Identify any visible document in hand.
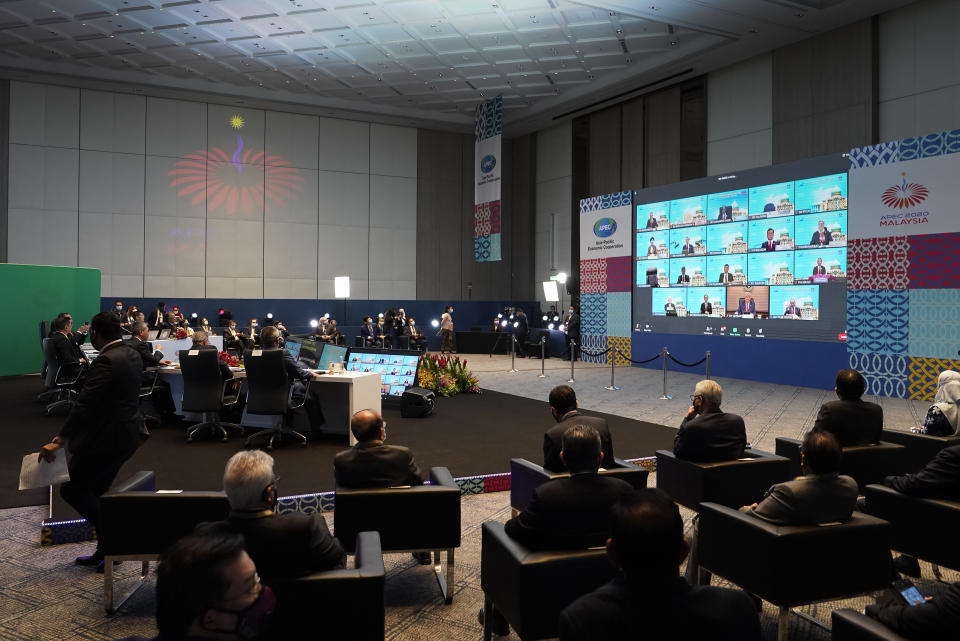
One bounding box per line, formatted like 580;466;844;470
19;453;69;490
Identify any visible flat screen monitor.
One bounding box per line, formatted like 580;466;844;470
344;348;422;397
318;343;348;369
284;340;302;362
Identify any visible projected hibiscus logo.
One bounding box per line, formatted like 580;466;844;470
168;115;304;215
881;172;929;209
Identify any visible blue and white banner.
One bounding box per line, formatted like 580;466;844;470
474;96;502;262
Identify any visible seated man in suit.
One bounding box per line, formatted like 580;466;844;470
811;368;882;446
130;321;171;369
319;319;342;344
359;316;380;347
153;530;276;641
258;326;324;430
673;380;747;462
559;489;762;641
49;314;86;384
222;319;249;351
664;297;677;314
244;319;260;348
543;385;614;473
197;450;344;582
334;409;423;488
507;425;632;550
191;330;234;383
699;295;712;315
810;219;831;246
783;298;802;317
403;317;428;350
645;212;658;229
866;576;960;638
676;266;690;284
681;236;695;255
718;263;734;284
736;293;756;315
716;205;733;221
760;227;778;251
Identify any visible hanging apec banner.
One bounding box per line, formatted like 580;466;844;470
474;95;502;262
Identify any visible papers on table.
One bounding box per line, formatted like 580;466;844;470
19;452;69;490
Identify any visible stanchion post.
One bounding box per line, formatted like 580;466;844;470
567;339;576;383
538;336;547;378
604;350;620;391
705;350;711;379
509;335;519;373
658;346;671;400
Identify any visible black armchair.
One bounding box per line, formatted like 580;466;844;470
775;437;905;492
243;348;309;449
697;502;892;641
831;609;910;641
880;428;960;473
510;458;649;516
270;531;386;641
40;337;85;415
480;521;616;641
863;483;960;571
655;448;791;511
99;471;230;614
179;349;242;442
334;467;461;603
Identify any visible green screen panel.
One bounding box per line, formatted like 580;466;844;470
0;264;101;377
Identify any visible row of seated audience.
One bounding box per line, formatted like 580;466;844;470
359;308;428;349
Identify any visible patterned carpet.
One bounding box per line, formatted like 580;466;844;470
1;474;957;640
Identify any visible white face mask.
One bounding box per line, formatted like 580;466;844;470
251;323;257;327
410;321;415;326
115;305;122;310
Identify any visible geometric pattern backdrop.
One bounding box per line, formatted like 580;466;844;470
578;190;633;365
847;130;960;398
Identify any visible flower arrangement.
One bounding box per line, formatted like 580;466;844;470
175;328;188;340
417;353;480;396
219;351;240;367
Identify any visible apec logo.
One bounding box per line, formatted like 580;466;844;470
593;217;617;238
480;154;497;174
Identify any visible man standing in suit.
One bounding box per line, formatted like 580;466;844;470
334;409;423;488
148;302;166;330
761;227;778;251
674;380;747;462
700;295;713;315
784;298;802;317
812;257;827;275
810;220;831;246
38;312;145;570
736;293;756;315
563;306;580;361
543;385;613;472
197;450;344;582
559;490;762;641
812;369;882;446
677;267;690;284
718;263;734;284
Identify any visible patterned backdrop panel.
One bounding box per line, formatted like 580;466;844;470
848;140;899;169
605;255;632;292
579;258;607;294
847;236;910;290
474;235;492;262
849;352;908;399
908;232;960;290
579;333;609;364
605;292;632;338
845;289;909;355
607;336;632;365
579;292;607;335
908;356;960;402
908;289;960;359
897;129;960;161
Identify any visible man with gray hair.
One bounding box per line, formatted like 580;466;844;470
197;450;344;582
130;321;171;369
673;380;747;462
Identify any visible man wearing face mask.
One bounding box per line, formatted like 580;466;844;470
110;300;124;321
223;319;248;351
563;305;580;361
38;312;146;571
244;318;260;348
360;316;380;347
402;317;427;350
152;530;277;641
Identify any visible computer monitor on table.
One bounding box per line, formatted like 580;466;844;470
318;343;348;369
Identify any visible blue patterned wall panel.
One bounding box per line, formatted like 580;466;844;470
474;95;502;141
579;333;608;364
846;289;909;355
606;292;632;338
897;129;960;161
908;289;960;359
849;352;908;399
849;141;899;169
580;293;607;335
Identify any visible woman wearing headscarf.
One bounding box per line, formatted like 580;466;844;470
922;370;960;436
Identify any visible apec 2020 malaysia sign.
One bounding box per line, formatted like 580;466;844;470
580;204;632;260
848;151;960;240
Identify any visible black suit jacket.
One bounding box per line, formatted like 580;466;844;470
867;580;960;640
718;272;734;283
677;274;690;283
812;265;827;275
543;410;614;473
810;230;830;245
360;324;378;343
761;240;778;251
50;332;83;374
564;312;580;337
279;348;312;383
148;309;164;329
130;337;164;369
700;302;712;314
198;510;344;582
504;473;633;550
883;444;960;500
674;409;747;462
334;441;424;488
59;341;143;458
560;576;762;641
812;399;882;446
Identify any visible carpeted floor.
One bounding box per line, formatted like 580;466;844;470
0;374;676;511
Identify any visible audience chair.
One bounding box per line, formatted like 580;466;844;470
40;337;84;415
243;348;309;450
863;483;960;572
509;458;649;517
831;609;911;641
178;350;243;443
334;467;461;603
655;448;791;512
270;531;386;641
879;428;960;473
697;502;892;641
480;521;617;641
38;320;49;383
775;437;905;492
99;471;230;614
394;335;410;350
139;367;161;426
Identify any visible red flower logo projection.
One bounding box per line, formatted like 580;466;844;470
168;115;304;215
881;172;929;209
